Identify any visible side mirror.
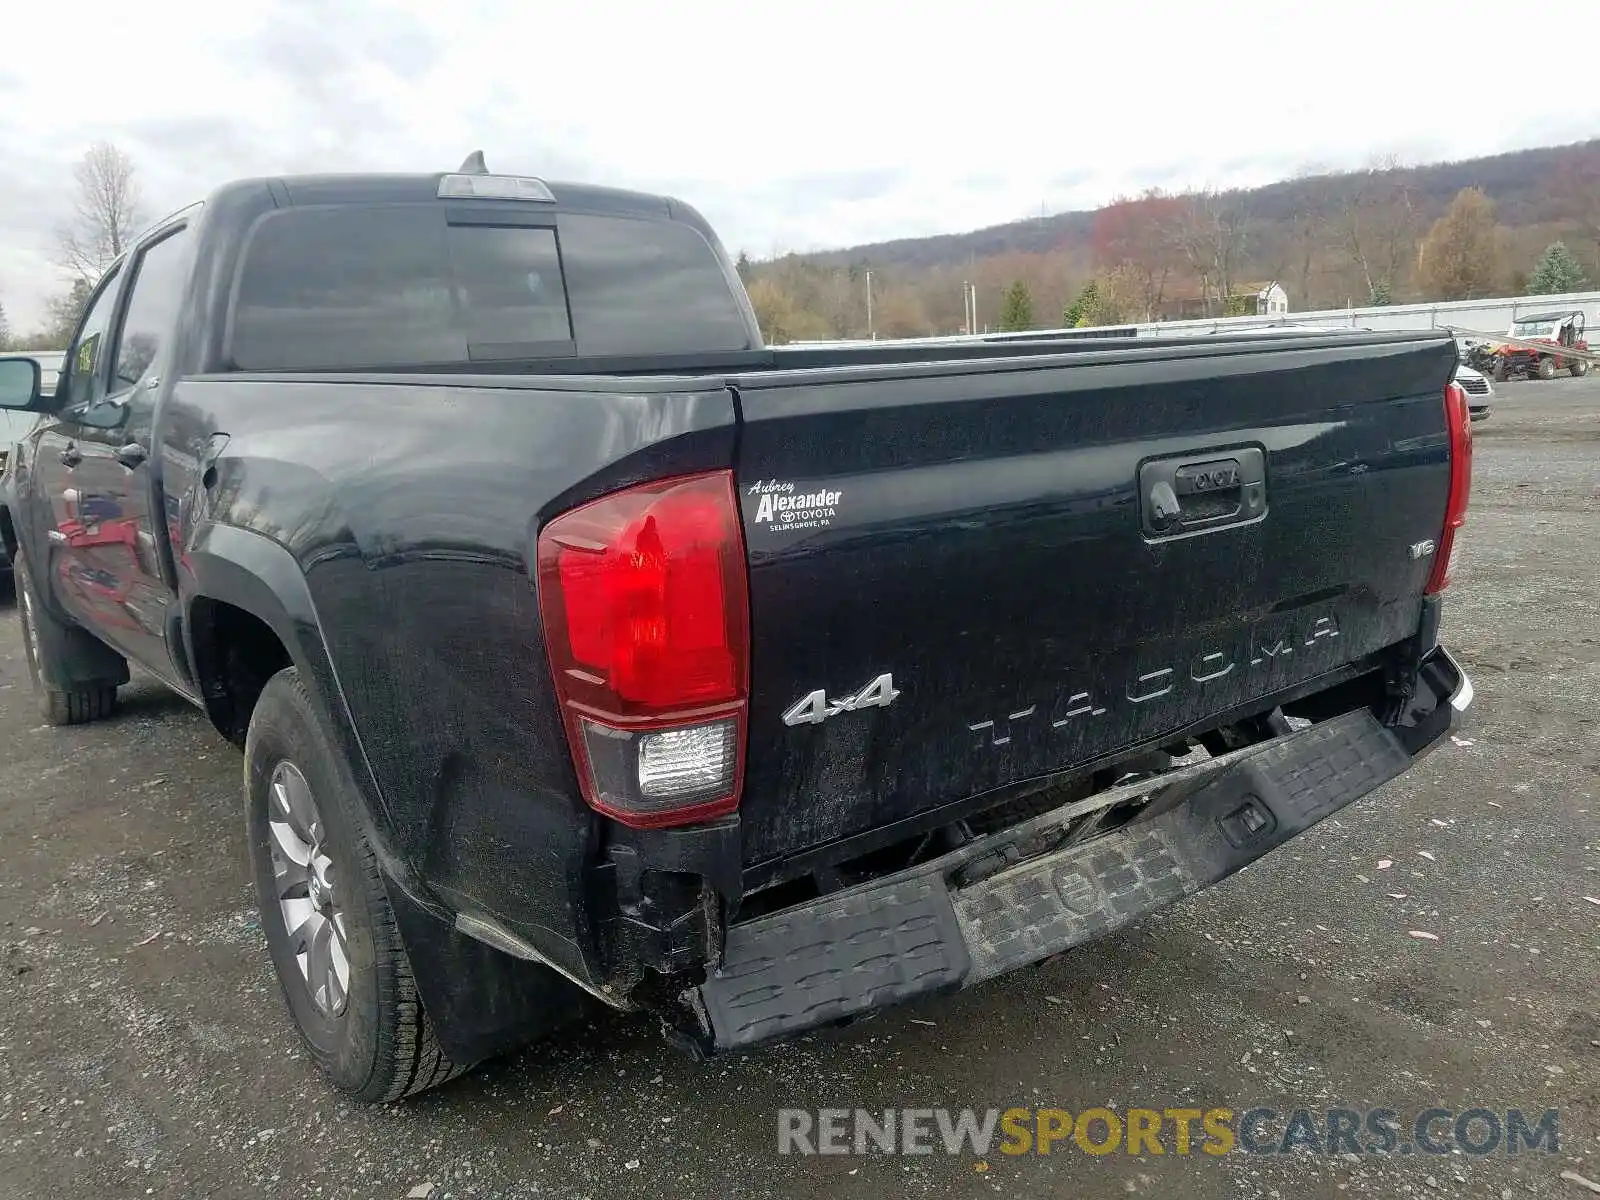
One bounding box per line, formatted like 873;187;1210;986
0;356;43;412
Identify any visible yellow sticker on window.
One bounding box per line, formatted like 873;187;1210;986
75;333;99;375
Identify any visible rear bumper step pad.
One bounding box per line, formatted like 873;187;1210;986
695;651;1468;1051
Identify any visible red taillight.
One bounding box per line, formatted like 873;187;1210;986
1426;381;1473;595
537;471;750;828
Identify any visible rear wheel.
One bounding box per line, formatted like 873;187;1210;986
13;548;120;725
1536;356;1558;380
1493;358;1508;383
1571;359;1589;378
245;666;462;1101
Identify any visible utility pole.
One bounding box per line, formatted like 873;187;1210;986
865;270;874;340
967;250;977;336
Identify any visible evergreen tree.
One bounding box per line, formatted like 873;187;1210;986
40;279;94;349
998;280;1034;332
1063;280;1100;328
1527;242;1588;295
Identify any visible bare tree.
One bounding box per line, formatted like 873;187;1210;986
1280;164;1330;309
1329;157;1419;304
20;279;96;351
1284;207;1320;309
54;142;143;284
1175;191;1249;316
873;283;932;339
1091;189;1184;320
1550;152;1600;278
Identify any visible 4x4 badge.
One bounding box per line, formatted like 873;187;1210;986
782;673;900;727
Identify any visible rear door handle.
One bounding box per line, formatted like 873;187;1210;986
60;443;82;468
115;442;148;469
1139;446;1267;539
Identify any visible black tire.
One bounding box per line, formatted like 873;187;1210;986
1493;359;1508;383
13;548;120;726
1572;360;1589;378
245;666;462;1102
1537;356;1558;380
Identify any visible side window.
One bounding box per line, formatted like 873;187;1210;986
62;270;123;411
112;229;192;394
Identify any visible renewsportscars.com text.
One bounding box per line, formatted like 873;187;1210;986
777;1107;1560;1158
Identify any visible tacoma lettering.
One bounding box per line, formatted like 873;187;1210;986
967;611;1344;752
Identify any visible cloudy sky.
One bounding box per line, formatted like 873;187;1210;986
2;0;1595;331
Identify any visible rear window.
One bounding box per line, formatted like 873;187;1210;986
229;204;750;371
556;213;752;357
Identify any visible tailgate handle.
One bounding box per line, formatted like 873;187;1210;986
1139;447;1266;539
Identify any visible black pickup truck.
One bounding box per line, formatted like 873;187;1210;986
0;157;1474;1103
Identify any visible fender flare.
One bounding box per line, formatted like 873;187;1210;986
184;523;570;1064
182;523;408;871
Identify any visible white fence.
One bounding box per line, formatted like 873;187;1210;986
1130;291;1600;340
782;290;1599;349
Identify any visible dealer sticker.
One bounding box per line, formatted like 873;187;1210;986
748;479;842;532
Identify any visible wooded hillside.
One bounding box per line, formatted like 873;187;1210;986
742;139;1600;341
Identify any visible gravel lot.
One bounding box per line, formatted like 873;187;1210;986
0;376;1596;1200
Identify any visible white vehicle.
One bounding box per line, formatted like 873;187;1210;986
0;351;63;583
1453;362;1493;422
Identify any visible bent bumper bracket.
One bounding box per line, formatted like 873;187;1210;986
693;648;1471;1052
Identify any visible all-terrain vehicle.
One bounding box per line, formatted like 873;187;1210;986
1490;310;1589;381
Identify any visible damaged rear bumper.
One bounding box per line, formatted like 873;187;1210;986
690;647;1472;1052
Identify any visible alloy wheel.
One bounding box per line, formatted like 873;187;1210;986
266;760;351;1018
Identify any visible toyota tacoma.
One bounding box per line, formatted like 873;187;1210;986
0;156;1474;1102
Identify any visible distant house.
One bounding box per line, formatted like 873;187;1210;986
1164;281;1291;320
1252;282;1290;316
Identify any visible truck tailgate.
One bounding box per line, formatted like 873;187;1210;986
729;333;1458;867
